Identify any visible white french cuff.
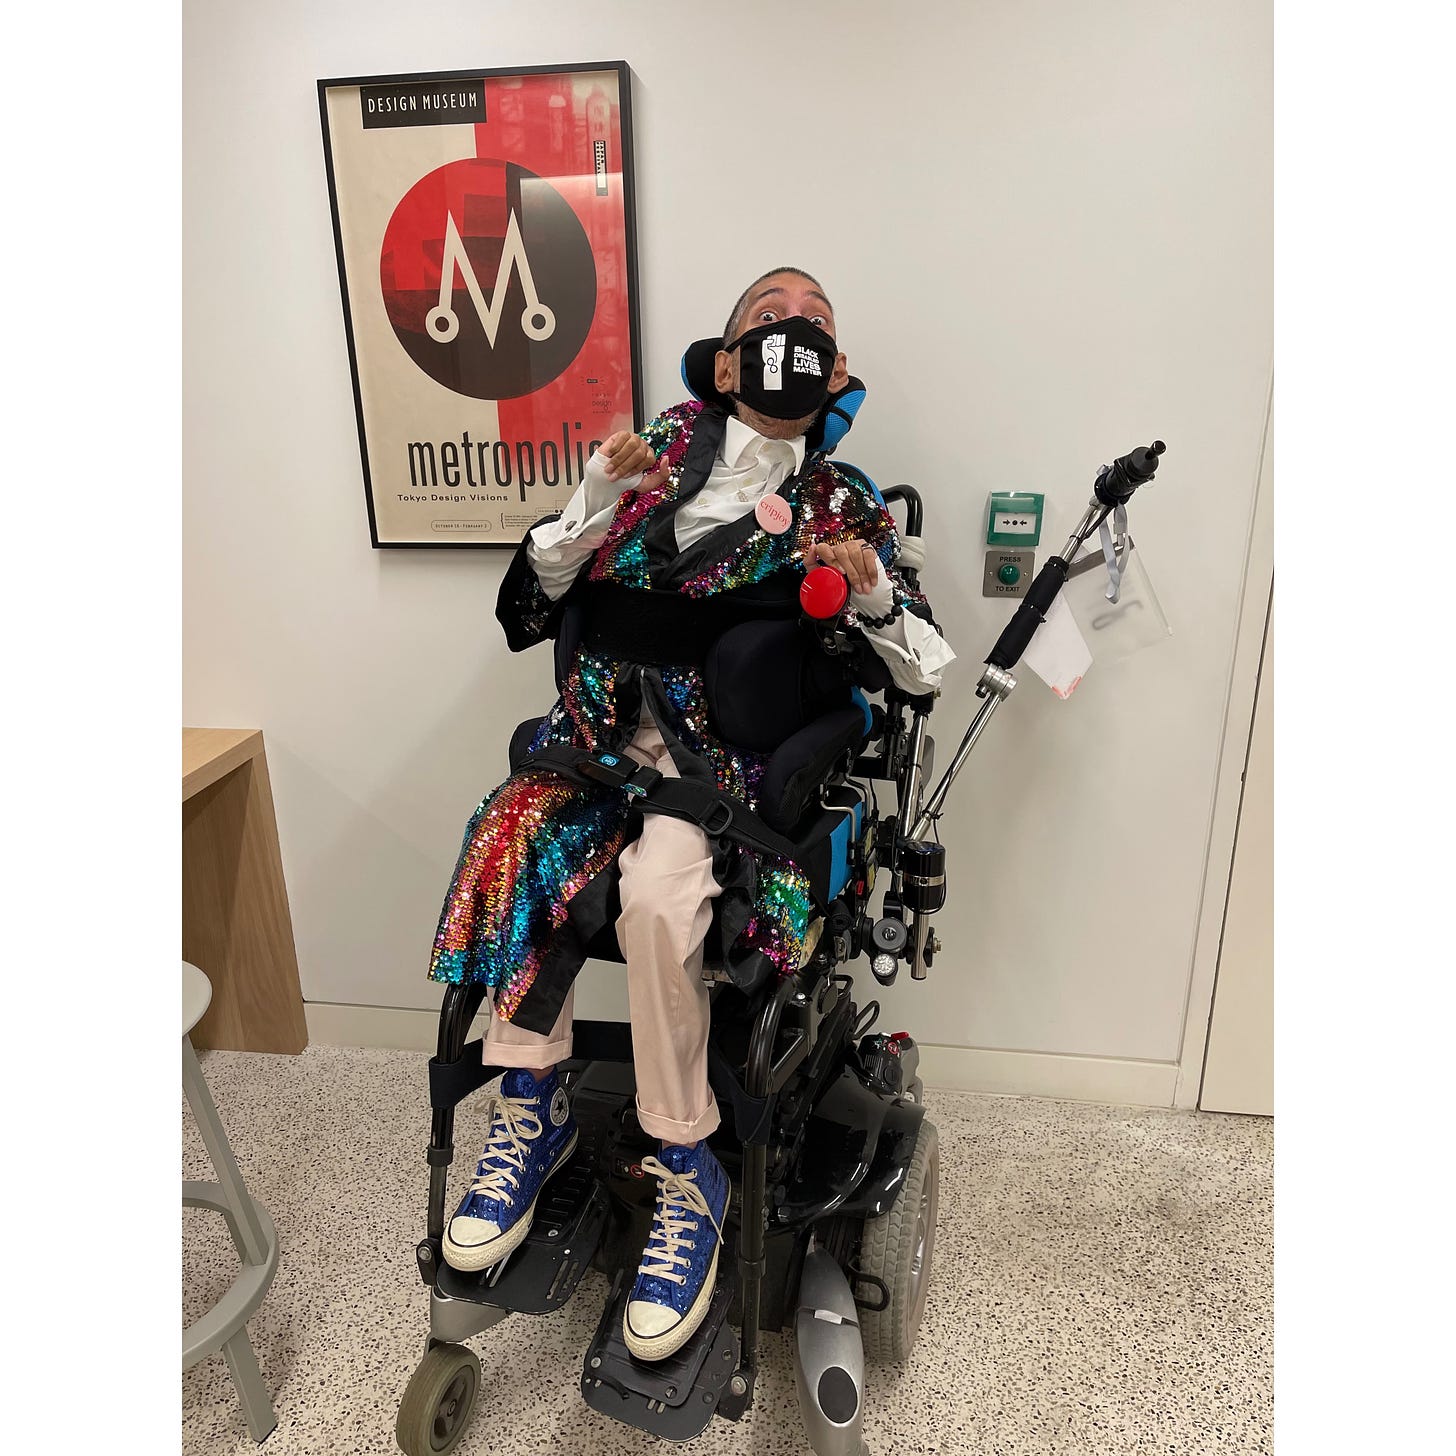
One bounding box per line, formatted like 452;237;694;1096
849;574;956;694
526;450;642;602
846;571;895;615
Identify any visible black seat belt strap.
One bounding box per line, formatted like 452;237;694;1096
518;743;662;796
640;779;808;865
514;743;828;911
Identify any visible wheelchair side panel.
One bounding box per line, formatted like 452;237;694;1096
777;1066;925;1230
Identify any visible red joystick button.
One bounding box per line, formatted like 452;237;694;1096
800;565;849;620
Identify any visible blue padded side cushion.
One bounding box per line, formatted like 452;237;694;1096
815;387;865;456
826;798;863;901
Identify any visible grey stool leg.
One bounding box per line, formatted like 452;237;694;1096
223;1327;279;1443
183;1036;278;1441
183;1037;268;1265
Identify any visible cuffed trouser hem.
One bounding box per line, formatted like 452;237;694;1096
482;1034;574;1067
482;989;574;1068
636;1094;721;1146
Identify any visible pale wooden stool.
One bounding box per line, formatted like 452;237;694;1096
183;961;280;1442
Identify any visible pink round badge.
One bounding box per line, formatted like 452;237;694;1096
755;493;793;535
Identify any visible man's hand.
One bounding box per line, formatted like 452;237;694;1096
598;431;658;485
802;539;882;594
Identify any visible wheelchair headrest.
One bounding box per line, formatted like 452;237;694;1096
680;337;867;457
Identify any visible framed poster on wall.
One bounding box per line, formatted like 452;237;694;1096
318;63;643;547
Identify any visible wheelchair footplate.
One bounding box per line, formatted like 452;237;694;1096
434;1131;610;1316
579;1255;740;1441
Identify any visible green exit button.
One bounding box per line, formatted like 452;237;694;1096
987;491;1044;547
983;548;1033;598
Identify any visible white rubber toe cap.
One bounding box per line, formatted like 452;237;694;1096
626;1300;682;1338
447;1215;502;1250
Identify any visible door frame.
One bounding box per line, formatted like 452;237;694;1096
1174;374;1274;1108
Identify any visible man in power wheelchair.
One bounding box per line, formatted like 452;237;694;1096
404;268;955;1455
401;262;1166;1454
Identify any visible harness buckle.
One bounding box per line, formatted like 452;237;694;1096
623;765;663;798
578;751;636;789
579;751;663;800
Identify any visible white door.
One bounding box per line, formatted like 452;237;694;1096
1200;595;1274;1116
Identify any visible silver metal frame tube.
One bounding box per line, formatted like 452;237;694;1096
910;689;1005;840
903;492;1113;843
897;710;930;835
1061;499;1112;562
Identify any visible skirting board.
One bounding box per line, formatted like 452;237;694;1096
304;1001;1180;1109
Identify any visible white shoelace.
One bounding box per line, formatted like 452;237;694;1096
636;1156;723;1286
467;1094;544;1208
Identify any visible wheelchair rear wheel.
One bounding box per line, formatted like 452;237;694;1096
857;1119;939;1364
396;1342;481;1456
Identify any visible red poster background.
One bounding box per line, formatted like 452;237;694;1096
478;74;636;457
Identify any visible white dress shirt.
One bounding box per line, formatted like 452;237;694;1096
526;415;955;695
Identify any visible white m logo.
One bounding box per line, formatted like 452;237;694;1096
426;210;557;347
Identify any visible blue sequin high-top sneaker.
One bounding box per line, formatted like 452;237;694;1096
442;1067;578;1273
623;1141;730;1361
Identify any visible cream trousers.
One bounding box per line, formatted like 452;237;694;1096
483;712;723;1144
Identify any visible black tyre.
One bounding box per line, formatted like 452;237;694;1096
856;1118;939;1364
395;1342;481;1456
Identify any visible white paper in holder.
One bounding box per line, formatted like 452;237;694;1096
1023;593;1093;699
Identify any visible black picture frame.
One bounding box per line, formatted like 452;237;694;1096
318;62;644;548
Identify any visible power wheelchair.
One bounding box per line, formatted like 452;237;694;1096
397;367;1167;1455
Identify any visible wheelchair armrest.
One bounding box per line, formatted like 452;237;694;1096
758;705;871;835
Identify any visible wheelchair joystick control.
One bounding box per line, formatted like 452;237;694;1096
799;565;849;620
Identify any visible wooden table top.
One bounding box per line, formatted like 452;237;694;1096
183;728;263;800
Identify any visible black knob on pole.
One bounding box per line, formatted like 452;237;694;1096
1094;440;1168;507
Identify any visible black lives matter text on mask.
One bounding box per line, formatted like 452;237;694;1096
360;81;487;129
401;422;608;505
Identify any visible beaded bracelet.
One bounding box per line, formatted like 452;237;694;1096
851;599;906;630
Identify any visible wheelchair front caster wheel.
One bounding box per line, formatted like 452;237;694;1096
396;1342;481;1456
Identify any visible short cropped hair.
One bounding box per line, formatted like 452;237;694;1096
723;267;831;342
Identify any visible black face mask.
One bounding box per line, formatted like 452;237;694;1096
726;316;837;421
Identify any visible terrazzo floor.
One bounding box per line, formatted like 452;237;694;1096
183;1045;1272;1456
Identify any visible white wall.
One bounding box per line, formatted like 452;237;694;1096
183;0;1272;1104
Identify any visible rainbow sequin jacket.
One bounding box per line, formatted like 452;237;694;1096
432;401;939;1020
